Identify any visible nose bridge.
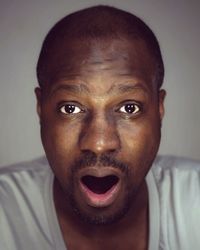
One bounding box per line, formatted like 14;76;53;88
79;112;120;155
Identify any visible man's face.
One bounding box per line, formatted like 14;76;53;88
36;37;165;225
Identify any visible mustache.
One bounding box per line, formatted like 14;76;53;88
71;151;129;174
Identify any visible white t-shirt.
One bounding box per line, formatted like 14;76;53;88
0;156;199;250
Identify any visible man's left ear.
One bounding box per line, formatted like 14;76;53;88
35;87;42;119
158;89;166;120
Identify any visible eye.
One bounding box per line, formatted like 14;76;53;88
119;103;140;114
60;104;82;114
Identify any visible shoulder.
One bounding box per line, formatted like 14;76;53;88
151;155;200;207
152;155;200;184
0;156;52;218
0;157;54;249
151;155;200;202
0;156;51;197
0;156;50;181
0;156;49;175
151;156;200;249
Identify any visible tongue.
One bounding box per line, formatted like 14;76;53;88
81;175;119;194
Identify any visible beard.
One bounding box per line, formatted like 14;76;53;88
63;151;137;225
69;187;133;225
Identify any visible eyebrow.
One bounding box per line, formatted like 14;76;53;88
51;82;149;96
51;83;90;95
110;83;150;94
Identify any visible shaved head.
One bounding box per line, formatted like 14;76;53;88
36;5;166;229
37;5;164;89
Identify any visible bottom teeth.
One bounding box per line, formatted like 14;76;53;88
81;175;119;194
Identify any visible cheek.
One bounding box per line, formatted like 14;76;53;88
40;113;81;167
40;119;83;187
119;122;160;189
121;118;160;146
119;115;161;168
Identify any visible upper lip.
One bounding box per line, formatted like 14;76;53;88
77;166;122;179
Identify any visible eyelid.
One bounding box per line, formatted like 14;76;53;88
116;100;142;109
60;105;82;114
58;100;83;108
119;104;140;113
116;101;143;115
58;101;85;115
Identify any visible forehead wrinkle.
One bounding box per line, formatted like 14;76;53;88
50;83;90;96
107;82;150;95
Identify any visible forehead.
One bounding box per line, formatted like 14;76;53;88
46;37;157;92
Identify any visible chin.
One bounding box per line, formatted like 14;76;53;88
68;190;133;226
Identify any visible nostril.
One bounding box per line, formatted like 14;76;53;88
81;175;119;194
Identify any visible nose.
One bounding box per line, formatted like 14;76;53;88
79;114;120;155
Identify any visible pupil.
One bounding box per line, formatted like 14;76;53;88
65;105;75;113
125;104;135;113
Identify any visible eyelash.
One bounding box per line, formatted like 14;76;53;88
58;102;142;116
58;102;84;115
117;103;141;115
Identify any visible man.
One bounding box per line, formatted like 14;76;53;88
0;5;199;250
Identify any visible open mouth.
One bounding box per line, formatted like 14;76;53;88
81;175;119;194
79;173;121;207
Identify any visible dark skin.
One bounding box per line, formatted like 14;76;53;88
35;37;165;250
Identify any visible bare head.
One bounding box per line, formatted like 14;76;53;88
37;5;164;90
35;6;165;226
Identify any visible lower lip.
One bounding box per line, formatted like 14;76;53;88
79;181;121;208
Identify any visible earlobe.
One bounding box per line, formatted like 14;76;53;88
159;89;166;120
35;87;42;119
